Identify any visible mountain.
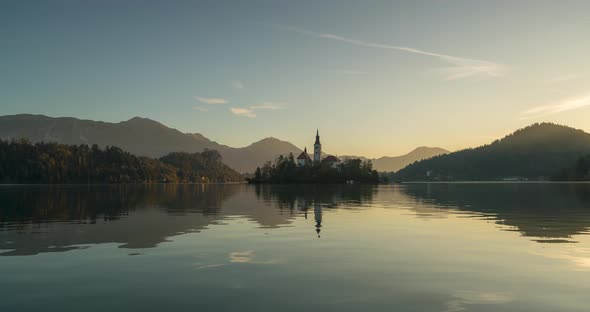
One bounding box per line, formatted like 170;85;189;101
342;147;449;172
394;123;590;181
372;147;449;172
0;114;447;173
219;137;301;173
0;140;242;184
0;114;301;173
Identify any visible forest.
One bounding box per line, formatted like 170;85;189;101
552;155;590;181
248;153;380;184
0;139;242;183
394;123;590;181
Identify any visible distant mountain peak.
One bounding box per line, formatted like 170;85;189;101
122;116;165;126
253;137;286;144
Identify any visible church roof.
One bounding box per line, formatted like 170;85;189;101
323;155;341;162
297;151;311;160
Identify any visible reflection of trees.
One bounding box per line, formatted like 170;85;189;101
0;184;235;224
400;183;590;241
254;184;376;212
0;185;238;256
254;184;376;238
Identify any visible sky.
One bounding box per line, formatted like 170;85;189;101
2;0;590;158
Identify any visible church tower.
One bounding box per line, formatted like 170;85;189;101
314;129;321;163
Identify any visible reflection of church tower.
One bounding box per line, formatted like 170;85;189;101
314;129;322;163
314;201;322;238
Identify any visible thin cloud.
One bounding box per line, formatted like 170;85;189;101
231;102;288;118
193;106;209;112
521;93;590;119
230;107;256;118
250;102;287;110
279;25;508;80
550;74;580;84
231;80;245;89
194;96;228;105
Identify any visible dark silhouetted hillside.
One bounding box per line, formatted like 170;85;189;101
394;123;590;181
0;114;300;173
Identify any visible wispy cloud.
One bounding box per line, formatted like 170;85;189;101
249;102;287;110
193;106;209;112
279;25;508;80
231;80;245;89
230;107;256;118
521;93;590;119
194;96;228;105
550;74;581;84
231;102;288;118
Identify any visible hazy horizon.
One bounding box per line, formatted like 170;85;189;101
3;1;590;157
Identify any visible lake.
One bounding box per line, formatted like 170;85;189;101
1;183;590;311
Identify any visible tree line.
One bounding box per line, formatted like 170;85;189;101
248;153;380;184
0;139;242;183
552;155;590;181
394;123;590;181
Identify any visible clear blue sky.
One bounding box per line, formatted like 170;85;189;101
2;0;590;157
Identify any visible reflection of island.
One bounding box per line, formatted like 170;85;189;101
399;183;590;242
315;201;322;238
254;184;376;237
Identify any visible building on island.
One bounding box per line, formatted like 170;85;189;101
297;130;341;168
322;155;341;169
297;147;312;166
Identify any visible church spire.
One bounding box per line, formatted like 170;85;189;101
314;129;322;163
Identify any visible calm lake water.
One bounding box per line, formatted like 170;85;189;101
1;183;590;311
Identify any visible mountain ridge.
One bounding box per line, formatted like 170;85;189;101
0;114;447;173
342;146;449;172
394;122;590;181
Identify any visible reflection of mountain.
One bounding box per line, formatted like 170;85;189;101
0;184;377;255
399;183;590;242
0;185;296;256
4;183;588;256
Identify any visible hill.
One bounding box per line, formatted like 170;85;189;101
0;139;241;183
0;114;300;173
0;114;446;173
342;147;449;172
394;123;590;181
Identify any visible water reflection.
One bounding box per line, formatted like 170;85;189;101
2;183;590;257
2;183;590;312
254;184;377;238
0;184;239;255
399;183;590;243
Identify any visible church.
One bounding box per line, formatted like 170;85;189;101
297;130;341;168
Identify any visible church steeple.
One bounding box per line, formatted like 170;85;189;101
314;129;322;163
315;129;320;145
